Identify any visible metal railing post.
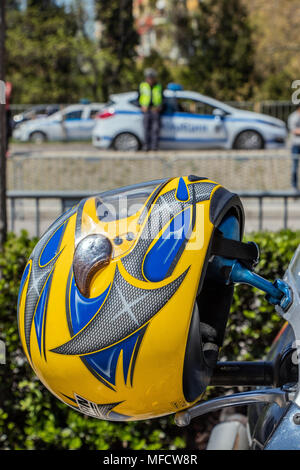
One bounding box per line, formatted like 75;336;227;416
259;197;263;231
284;197;288;229
10;197;15;232
5;189;300;236
35;197;40;238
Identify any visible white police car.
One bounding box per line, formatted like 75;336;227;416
13;103;104;143
92;86;287;151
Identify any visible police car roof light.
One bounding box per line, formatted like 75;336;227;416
167;83;183;91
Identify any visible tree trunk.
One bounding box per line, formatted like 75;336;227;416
0;0;7;250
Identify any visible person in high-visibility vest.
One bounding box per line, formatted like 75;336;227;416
139;68;163;151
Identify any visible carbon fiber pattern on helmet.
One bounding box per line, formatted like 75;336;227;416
122;182;217;280
52;266;188;356
193;182;217;201
24;207;76;359
74;394;127;420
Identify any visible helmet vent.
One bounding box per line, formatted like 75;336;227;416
73;234;112;297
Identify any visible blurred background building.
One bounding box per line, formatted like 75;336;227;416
133;0;197;60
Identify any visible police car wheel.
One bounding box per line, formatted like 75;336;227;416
112;133;140;151
233;130;264;150
29;131;47;144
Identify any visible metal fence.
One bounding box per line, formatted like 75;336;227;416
225;101;297;123
6;189;300;238
6;147;300;236
10;100;298;123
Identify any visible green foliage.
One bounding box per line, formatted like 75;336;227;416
0;229;299;449
179;0;255;101
254;70;296;102
138;50;174;89
95;0;139;100
96;0;138;62
7;5;76;103
6;1;140;104
222;230;300;361
6;0;292;104
6;4;107;103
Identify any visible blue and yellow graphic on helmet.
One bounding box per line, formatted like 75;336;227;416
18;176;244;421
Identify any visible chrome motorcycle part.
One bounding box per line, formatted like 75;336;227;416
175;388;288;427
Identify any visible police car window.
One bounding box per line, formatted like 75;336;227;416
177;99;216;115
162;97;177;114
64;110;83;120
130;98;140;108
106;100;115;107
90;109;101;119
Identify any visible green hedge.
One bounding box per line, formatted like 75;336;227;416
0;229;299;450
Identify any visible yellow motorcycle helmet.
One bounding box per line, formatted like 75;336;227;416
18;176;258;421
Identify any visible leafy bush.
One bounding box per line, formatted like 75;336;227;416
0;230;299;450
223;230;300;361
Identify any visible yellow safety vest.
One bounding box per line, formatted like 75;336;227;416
139;82;163;108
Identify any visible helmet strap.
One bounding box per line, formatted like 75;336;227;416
211;229;259;269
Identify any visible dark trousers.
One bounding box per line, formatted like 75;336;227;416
291;145;300;190
143;109;161;151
